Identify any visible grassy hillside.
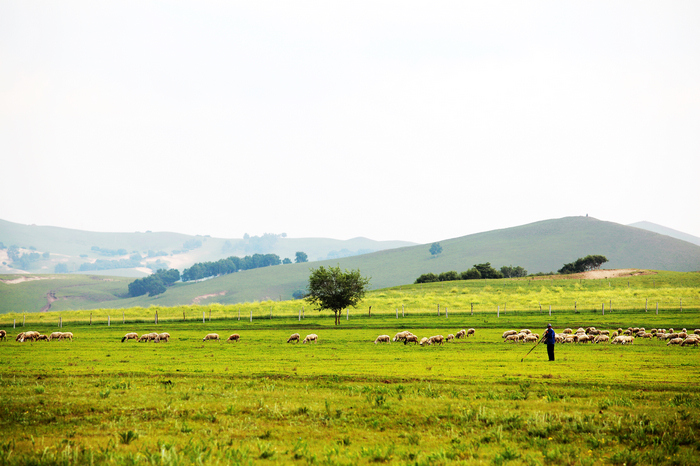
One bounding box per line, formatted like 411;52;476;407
0;219;414;276
2;216;699;312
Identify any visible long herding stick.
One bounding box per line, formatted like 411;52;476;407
521;336;543;362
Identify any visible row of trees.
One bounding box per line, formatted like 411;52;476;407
128;269;181;297
558;255;608;274
415;263;527;284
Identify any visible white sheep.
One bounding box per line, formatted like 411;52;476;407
504;334;520;343
226;333;240;342
374;335;390;344
467;328;476;337
594;335;609;344
287;333;300;343
419;337;430;346
502;330;517;339
429;335;445;345
404;335;419;345
202;333;220;342
302;334;318;344
455;329;466;339
157;332;170;342
446;334;454;342
667;337;683;346
121;332;138;343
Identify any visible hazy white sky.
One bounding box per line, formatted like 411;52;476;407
2;1;699;244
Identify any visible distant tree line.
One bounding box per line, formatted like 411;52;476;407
181;253;282;282
128;269;180;297
558;255;608;274
91;246;128;256
415;263;527;284
80;254;143;271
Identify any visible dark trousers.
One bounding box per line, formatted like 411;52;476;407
547;344;555;361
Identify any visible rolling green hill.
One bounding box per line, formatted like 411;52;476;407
0;219;414;276
1;216;699;313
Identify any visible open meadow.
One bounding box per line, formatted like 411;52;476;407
1;271;699;465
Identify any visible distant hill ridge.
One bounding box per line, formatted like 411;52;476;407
1;216;699;313
628;221;700;247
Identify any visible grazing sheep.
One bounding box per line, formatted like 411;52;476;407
520;329;532;335
563;335;576;344
667;337;683;346
20;331;40;342
203;333;220;342
59;332;74;341
15;332;25;342
429;335;445;345
562;328;573;334
681;337;699;347
594;335;610;343
505;334;521;343
287;333;300;343
374;335;390;344
419;337;430;346
37;334;49;341
392;331;413;342
467;328;476;337
446;334;455;342
611;336;635;345
523;334;538;343
121;332;139;343
455;329;467;339
226;333;241;343
600;330;610;336
302;334;318;344
138;332;157;342
49;331;65;341
694;329;700;335
0;330;6;341
157;333;170;342
502;330;517;338
404;335;419;345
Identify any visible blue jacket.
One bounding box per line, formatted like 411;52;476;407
544;327;556;345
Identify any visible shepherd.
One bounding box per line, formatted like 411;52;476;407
543;323;556;361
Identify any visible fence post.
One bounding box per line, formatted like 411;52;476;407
250;310;252;322
299;309;301;321
108;315;111;327
90;313;92;325
549;305;551;317
446;307;448;319
437;304;440;317
202;311;205;323
60;316;62;328
155;311;158;324
402;305;404;317
574;301;577;312
609;300;612;313
23;315;25;327
347;308;349;320
396;308;398;319
13;319;16;329
238;309;240;321
368;305;371;317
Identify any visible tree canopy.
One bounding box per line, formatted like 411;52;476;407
295;251;308;263
306;265;370;325
429;242;443;256
558;255;608;274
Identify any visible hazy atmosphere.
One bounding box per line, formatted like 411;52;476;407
2;1;699;243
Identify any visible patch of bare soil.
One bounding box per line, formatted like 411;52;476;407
40;291;58;312
0;276;54;285
192;291;226;304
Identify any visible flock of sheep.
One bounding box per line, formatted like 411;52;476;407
502;326;700;347
3;326;698;348
374;328;476;346
3;330;74;342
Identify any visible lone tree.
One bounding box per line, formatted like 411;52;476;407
306;265;370;325
295;251;308;263
429;242;443;256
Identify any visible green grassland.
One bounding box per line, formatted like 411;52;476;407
1;272;699;465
